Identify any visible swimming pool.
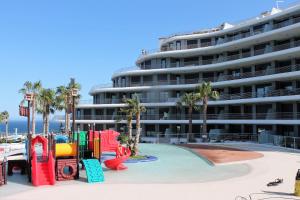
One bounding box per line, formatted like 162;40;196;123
103;144;250;184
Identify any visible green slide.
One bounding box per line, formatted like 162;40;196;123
82;159;104;183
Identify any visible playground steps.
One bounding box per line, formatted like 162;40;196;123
37;163;52;185
82;159;104;183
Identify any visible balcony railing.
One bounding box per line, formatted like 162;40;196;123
138;41;298;71
85;86;300;106
138;14;300;57
111;64;300;88
76;112;300;121
219;87;300;101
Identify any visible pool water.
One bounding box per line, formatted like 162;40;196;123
103;144;250;184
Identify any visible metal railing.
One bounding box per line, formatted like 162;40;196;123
138;42;298;71
141;133;258;144
111;40;300;80
110;64;300;89
90;83;113;92
141;132;300;150
84;86;300;105
74;112;300;121
258;133;300;149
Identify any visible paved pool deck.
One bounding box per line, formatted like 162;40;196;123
1;142;300;200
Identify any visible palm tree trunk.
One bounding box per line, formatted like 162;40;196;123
5;121;8;138
66;111;70;135
203;98;208;142
32;99;36;134
65;110;68;134
133;112;141;156
46;114;49;136
43;113;46;136
128;119;132;140
188;106;193;142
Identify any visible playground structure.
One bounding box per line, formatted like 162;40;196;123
23;129;130;186
1;129;130;186
55;141;79;181
88;130;131;170
29;135;56;186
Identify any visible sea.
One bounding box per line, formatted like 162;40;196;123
0;120;62;135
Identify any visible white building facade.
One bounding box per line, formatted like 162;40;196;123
76;4;300;142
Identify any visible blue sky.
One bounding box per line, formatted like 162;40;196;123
0;0;297;120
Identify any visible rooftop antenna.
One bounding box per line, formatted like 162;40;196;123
276;0;284;9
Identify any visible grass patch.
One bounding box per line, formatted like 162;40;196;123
129;155;147;160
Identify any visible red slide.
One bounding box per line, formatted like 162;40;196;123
104;147;131;170
31;136;55;186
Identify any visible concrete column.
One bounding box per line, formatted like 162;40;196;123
91;109;96;120
180;74;185;85
240;86;244;96
182;40;187;49
253;124;257;134
239;49;243;59
241;124;245;134
250;46;255;56
153;74;158;84
167;74;171;85
141;124;146;137
291;38;295;48
199;56;203;65
272;103;277;113
292;80;297;89
268;20;274;30
155;124;159;135
103;109;107;120
272;125;277;133
252;105;256;120
179;58;183;67
199;72;203;82
181;106;185;120
213;72;218;82
125;76;130;87
250;26;254;36
292;58;297;71
294;125;299;137
269;41;275;53
271;81;276;91
252;84;256;98
293;102;298;119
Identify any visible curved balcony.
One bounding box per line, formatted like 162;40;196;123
111;40;300;80
111;64;300;89
80;87;300;108
138;40;300;70
76;112;300;121
139;15;300;59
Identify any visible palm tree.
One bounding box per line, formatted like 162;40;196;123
19;81;42;134
1;111;9;138
37;88;56;136
56;85;71;134
68;80;81;133
119;104;133;141
121;95;146;156
56;82;81;134
177;93;200;142
196;82;219;141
